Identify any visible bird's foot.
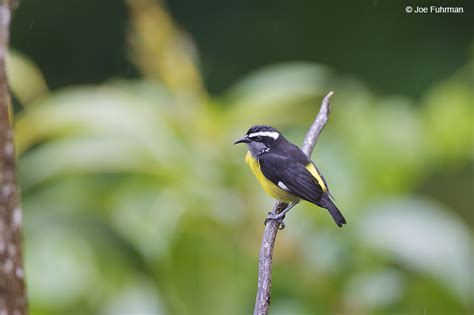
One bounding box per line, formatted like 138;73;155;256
264;212;286;230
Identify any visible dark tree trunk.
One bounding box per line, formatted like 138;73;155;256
0;1;28;314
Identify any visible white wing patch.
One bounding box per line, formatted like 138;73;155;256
278;181;290;191
248;131;279;140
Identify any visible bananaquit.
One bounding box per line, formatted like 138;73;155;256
234;125;346;227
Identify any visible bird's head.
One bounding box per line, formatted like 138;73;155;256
234;125;282;155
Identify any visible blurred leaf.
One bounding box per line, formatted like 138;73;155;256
6;50;49;106
25;226;98;308
225;63;332;126
15;85;182;156
100;280;166;315
127;0;206;102
358;198;472;304
422;78;473;163
108;178;186;260
344;270;404;310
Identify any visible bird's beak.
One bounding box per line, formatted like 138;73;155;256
234;137;250;145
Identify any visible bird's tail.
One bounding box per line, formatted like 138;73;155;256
319;196;346;227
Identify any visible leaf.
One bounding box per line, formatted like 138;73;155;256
6;50;48;105
358;198;472;304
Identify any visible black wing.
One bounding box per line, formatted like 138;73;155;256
274;139;334;195
259;153;323;203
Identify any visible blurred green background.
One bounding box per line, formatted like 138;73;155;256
7;0;474;314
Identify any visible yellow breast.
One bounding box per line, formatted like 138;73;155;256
245;151;299;203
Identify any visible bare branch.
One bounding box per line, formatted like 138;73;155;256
253;91;334;315
0;1;27;314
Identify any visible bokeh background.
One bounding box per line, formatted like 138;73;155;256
7;0;474;314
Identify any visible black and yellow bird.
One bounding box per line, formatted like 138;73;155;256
234;125;346;227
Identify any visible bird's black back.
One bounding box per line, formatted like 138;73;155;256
271;136;310;165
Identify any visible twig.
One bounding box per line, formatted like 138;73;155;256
253;91;334;315
0;1;27;314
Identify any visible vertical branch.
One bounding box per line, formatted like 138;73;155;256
0;1;27;314
253;91;334;315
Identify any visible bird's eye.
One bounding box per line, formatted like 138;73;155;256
253;136;262;141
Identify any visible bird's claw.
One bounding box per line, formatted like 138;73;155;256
264;213;286;230
277;220;285;230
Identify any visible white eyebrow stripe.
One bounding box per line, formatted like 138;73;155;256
248;131;279;139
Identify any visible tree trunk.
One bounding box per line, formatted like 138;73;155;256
0;0;28;314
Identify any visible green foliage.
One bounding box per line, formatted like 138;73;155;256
8;2;473;315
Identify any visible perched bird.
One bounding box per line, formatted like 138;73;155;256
234;125;346;228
